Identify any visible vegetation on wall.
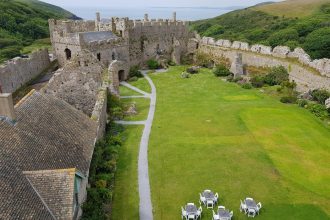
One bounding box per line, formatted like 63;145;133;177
0;0;80;62
82;94;124;219
190;1;330;59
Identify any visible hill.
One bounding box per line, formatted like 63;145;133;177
0;0;80;63
190;0;330;59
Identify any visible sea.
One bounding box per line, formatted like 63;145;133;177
65;6;239;21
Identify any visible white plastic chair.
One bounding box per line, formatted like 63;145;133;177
207;199;214;209
212;210;220;220
187;214;195;220
199;193;206;205
240;200;247;213
256;202;262;214
214;192;219;203
181;207;188;220
247;209;256;218
246;197;253;201
229;210;233;218
188;202;195;206
197;206;203;219
218;205;225;210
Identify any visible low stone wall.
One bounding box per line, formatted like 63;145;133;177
0;49;50;93
199;37;330;91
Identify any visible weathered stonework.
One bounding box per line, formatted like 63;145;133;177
326;98;330;109
230;53;244;78
0;49;50;93
198;36;330;91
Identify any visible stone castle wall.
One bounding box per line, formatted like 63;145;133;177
198;37;330;91
0;49;50;93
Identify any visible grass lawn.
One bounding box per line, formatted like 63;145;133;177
147;66;330;219
122;98;150;121
111;125;143;219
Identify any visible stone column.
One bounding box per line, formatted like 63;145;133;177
173;12;177;22
230;53;244;78
95;12;101;31
144;13;149;21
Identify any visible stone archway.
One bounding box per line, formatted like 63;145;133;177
108;60;129;94
64;48;71;60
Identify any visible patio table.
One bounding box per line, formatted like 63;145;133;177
185;204;198;215
245;199;258;211
218;209;231;219
202;191;215;201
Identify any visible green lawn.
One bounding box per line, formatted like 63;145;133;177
111;66;329;219
111;125;143;219
147;66;330;219
122;98;150;121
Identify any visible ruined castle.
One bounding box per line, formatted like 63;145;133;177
0;11;330;220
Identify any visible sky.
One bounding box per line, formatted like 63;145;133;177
42;0;282;8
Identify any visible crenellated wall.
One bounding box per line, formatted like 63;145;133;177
0;49;51;93
198;37;330;91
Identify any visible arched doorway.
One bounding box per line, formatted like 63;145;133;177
64;48;71;60
118;70;125;81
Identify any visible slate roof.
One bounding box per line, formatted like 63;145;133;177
0;91;97;219
80;31;118;43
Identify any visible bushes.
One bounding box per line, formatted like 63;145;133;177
241;83;252;89
250;75;265;88
213;64;231;77
181;72;190;78
264;66;289;86
304;27;330;59
147;59;159;69
306;103;329;119
297;99;308;107
280;96;297;104
311;89;330;105
186;66;199;74
129;65;143;78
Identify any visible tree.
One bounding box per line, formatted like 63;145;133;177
304;28;330;59
267;28;299;48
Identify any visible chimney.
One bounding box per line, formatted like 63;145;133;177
0;93;16;122
144;13;149;21
173;11;177;22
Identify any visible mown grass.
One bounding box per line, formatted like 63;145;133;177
122;98;150;121
147;66;330;219
111;125;143;219
129;77;152;94
253;0;329;18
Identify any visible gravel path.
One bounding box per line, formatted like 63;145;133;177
115;72;155;219
138;71;155;220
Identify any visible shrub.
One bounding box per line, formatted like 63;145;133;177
186;67;199;74
304;27;330;59
129;65;143;78
95;179;107;189
128;76;138;82
111;106;124;120
181;72;190;78
311;89;330;105
226;74;234;82
241;83;252;89
307;103;329;119
267;28;299;48
264;66;289;86
280;96;297;104
213;64;231;77
168;60;176;66
297;99;308;108
250;75;265;88
147;59;159;69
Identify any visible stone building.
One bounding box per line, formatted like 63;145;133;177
0;91;98;219
49;12;193;91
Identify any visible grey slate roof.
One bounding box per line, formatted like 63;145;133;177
80;31;118;43
0;91;97;219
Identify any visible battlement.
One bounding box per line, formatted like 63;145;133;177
200;37;330;78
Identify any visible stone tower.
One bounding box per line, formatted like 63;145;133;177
230;53;244;78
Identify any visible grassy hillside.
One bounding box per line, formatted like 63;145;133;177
0;0;80;63
191;0;330;59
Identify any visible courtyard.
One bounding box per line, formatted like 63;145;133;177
111;66;330;219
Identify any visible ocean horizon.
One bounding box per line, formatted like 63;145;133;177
65;6;239;21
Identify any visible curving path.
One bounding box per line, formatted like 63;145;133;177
115;71;155;220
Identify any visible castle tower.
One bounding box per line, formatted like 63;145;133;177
144;13;149;21
95;12;101;31
173;12;177;22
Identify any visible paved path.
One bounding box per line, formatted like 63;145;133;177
120;95;149;99
115;71;155;220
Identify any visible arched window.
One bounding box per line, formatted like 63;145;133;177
112;52;116;60
97;53;101;61
64;48;71;60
